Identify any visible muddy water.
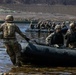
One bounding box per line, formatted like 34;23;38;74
0;23;76;74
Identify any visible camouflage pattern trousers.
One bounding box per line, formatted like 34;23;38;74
4;39;22;65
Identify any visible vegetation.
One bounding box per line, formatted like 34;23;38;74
1;0;76;5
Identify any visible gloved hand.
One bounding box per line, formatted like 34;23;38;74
26;38;30;42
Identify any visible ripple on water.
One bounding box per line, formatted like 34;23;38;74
0;24;76;74
0;47;13;73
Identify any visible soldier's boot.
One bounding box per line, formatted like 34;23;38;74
16;61;22;67
16;56;22;67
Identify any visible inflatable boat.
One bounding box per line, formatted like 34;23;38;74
25;27;68;34
25;29;54;33
21;43;76;66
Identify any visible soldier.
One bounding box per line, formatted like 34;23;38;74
51;22;56;30
0;15;30;67
45;21;51;29
65;22;76;48
40;21;46;29
46;25;64;47
30;21;35;29
37;21;42;29
61;22;67;28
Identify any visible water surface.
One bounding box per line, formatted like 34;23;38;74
0;23;76;74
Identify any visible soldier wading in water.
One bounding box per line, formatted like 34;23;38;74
0;15;30;67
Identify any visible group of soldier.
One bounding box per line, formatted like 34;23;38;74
0;15;76;67
46;22;76;49
30;20;67;30
30;20;76;49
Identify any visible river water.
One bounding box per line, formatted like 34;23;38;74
0;23;76;74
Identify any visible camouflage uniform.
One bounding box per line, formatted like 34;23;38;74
46;25;64;46
61;22;67;28
65;22;76;48
40;22;46;29
51;22;56;30
37;21;42;29
0;15;29;66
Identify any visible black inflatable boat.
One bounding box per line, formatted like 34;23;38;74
25;27;68;34
21;43;76;66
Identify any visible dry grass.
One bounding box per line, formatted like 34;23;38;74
0;4;76;21
1;4;76;15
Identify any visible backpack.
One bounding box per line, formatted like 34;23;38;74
3;23;15;38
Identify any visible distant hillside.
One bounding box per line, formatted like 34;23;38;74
1;0;76;5
1;0;76;18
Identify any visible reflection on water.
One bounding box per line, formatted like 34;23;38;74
0;23;76;74
27;32;50;44
0;48;13;73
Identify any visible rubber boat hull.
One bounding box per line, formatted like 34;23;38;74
25;29;54;33
25;27;68;34
21;43;76;66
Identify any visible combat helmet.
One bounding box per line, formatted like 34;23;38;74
5;15;14;22
55;25;61;30
69;22;76;29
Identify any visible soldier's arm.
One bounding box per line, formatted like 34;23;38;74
46;33;54;44
0;24;3;39
15;25;30;42
0;24;3;32
65;30;71;47
65;30;70;39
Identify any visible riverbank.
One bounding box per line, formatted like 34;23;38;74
0;12;76;22
0;4;76;21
